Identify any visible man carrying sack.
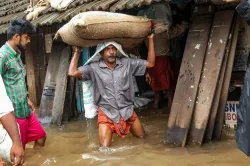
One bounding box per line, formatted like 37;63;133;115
138;2;188;110
68;32;155;147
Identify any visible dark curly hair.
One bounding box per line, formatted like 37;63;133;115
7;18;36;40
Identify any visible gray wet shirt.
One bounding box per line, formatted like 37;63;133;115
78;57;147;123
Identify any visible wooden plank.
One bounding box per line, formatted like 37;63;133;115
214;15;240;140
45;34;53;54
193;5;215;16
39;42;66;120
25;34;46;106
62;77;75;122
189;10;234;145
33;34;46;105
0;35;6;46
166;15;213;147
52;46;71;126
25;40;38;106
25;34;47;106
75;79;83;113
204;14;236;142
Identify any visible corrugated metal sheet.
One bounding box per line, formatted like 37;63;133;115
0;12;26;24
0;0;29;16
0;0;21;8
7;3;29;15
32;12;61;26
0;24;9;34
0;0;160;34
110;0;130;11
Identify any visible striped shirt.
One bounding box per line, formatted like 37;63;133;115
0;43;31;118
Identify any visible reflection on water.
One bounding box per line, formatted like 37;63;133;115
4;108;249;166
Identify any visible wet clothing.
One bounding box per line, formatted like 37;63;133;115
236;0;250;25
78;57;147;123
0;43;31;118
148;56;174;91
97;108;137;138
16;112;46;149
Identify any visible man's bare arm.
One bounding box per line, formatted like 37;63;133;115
1;113;24;166
146;33;155;68
68;46;82;78
223;0;242;2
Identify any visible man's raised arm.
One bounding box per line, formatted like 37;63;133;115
146;33;155;68
68;46;83;78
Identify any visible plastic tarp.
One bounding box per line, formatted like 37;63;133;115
134;97;152;108
50;0;75;11
236;0;250;25
236;59;250;156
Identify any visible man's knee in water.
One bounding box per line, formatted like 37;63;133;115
98;124;112;147
34;136;47;148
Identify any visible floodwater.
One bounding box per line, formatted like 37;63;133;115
4;108;250;166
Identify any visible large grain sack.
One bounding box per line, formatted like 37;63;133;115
0;124;12;162
56;11;152;48
0;124;20;163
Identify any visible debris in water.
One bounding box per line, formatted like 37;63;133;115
43;159;51;165
82;154;124;161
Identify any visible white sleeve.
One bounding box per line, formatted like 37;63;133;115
0;76;13;118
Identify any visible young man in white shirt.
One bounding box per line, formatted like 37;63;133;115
0;76;24;166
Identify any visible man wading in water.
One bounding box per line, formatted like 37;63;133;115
68;33;155;147
0;19;47;150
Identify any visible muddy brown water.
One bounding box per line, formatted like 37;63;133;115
4;108;249;166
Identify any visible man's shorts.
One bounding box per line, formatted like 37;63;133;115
97;108;137;138
16;112;46;149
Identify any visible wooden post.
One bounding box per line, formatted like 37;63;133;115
25;41;38;106
25;34;46;106
34;34;46;105
39;41;66;119
62;77;75;122
52;46;71;125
